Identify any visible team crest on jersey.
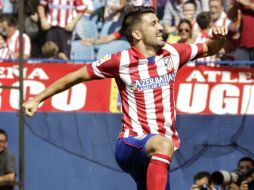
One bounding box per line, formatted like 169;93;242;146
95;54;111;66
163;56;174;72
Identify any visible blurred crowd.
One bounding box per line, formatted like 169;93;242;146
0;0;253;63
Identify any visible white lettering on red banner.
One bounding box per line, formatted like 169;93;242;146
0;63;253;115
175;66;254;115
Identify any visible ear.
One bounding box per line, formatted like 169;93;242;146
132;30;142;41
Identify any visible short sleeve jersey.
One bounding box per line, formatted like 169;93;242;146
39;0;86;28
87;43;204;149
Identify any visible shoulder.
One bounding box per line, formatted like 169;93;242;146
0;149;15;161
5;149;15;159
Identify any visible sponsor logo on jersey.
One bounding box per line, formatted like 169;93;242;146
129;73;176;91
163;56;174;72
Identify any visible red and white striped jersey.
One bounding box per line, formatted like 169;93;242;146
87;43;204;149
6;29;31;59
212;12;231;28
0;0;3;10
0;46;11;60
40;0;86;28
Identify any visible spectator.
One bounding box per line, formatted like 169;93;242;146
228;0;254;61
103;0;127;22
237;157;254;176
183;0;200;39
38;0;86;58
195;12;219;65
0;0;16;14
239;168;254;190
1;14;31;59
80;1;157;46
161;0;201;35
209;0;232;61
0;128;16;190
177;19;194;43
156;0;168;20
24;0;44;58
41;41;68;60
183;0;198;24
209;0;231;28
190;171;216;190
0;31;10;60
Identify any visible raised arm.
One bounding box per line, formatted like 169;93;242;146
23;66;91;117
201;26;228;57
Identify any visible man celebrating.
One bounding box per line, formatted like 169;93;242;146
0;129;16;190
23;6;227;190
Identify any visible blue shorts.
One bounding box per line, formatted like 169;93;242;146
115;134;170;190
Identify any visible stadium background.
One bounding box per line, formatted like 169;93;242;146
1;62;253;190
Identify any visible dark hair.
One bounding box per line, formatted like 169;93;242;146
194;171;212;185
183;0;197;10
209;0;224;6
178;19;192;30
2;14;18;27
0;128;8;141
196;12;211;30
177;19;192;37
238;157;254;167
0;31;7;40
121;6;156;43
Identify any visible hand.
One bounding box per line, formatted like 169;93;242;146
80;38;94;46
210;26;228;40
240;180;249;190
65;22;75;32
41;18;51;31
190;184;200;190
22;99;40;117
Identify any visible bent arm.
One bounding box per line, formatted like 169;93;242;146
23;66;91;116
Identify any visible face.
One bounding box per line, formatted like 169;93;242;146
1;21;11;36
0;133;8;153
178;22;191;41
137;13;165;49
183;3;196;21
238;161;254;175
209;0;223;22
195;177;210;187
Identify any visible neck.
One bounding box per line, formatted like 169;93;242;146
7;27;17;37
134;42;159;58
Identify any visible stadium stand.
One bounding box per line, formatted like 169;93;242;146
70;40;95;62
96;39;130;59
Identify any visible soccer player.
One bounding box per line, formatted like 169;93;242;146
23;6;227;190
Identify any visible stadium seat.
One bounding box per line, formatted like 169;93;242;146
73;16;98;40
99;21;122;37
70;40;95;62
96;39;130;59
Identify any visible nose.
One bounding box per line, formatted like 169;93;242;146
157;23;163;31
